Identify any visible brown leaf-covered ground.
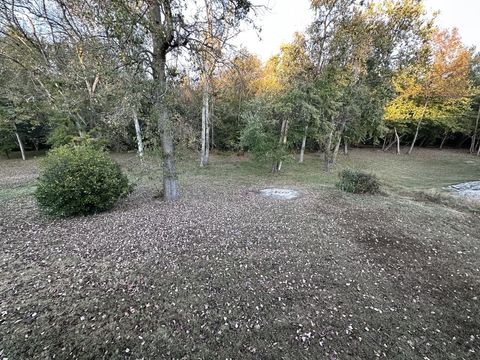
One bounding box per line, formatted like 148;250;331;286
1;150;479;359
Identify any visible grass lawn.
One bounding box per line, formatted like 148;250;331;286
1;148;479;359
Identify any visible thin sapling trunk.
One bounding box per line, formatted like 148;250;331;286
200;79;210;166
408;99;429;155
470;106;480;153
394;127;401;155
133;109;144;158
299;124;308;163
439;132;448;150
14;124;26;161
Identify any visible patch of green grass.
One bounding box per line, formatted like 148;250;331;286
1;148;480;359
338;149;480;190
4;148;480;201
169;148;480;192
0;184;36;201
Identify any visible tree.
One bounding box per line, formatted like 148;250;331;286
0;44;53;160
469;53;480;154
194;1;253;166
252;55;286;172
254;33;318;172
308;0;433;168
1;0;255;200
213;51;263;150
0;2;128;149
0;122;16;158
276;33;319;164
385;28;472;154
92;0;254;199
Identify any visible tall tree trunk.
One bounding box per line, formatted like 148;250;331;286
200;79;210;166
14;124;26;161
277;120;288;172
343;139;348;155
324;120;346;172
205;100;210;162
272;118;288;173
151;4;178;201
200;0;216;166
133;109;144;158
439;132;448;150
332;135;342;164
210;100;214;150
477;140;480;156
160;113;178;201
324;130;334;172
394;127;401;155
299;124;308;163
470;106;480;153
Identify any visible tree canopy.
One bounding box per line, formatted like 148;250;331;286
1;0;478;183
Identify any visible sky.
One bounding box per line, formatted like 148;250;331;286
235;0;480;61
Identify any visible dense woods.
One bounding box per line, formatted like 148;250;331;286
1;0;479;198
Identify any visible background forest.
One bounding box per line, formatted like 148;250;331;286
0;0;479;198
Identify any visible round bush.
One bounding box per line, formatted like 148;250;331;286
337;169;380;194
35;145;129;216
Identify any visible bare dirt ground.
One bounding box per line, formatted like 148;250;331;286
1;152;479;359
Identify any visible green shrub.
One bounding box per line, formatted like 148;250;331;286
35;145;129;216
337;169;380;194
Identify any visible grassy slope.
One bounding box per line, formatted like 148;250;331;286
0;148;479;359
4;147;480;193
170;147;480;193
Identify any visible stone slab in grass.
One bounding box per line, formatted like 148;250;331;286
259;188;300;200
448;181;480;200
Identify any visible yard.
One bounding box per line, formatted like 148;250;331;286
1;148;479;359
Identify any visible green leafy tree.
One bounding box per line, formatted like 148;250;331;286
213;51;263;151
385;28;472;153
308;0;434;169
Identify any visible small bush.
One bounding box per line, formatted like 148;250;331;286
337;169;380;194
35;145;129;217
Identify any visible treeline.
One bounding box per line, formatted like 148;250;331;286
1;1;479;198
